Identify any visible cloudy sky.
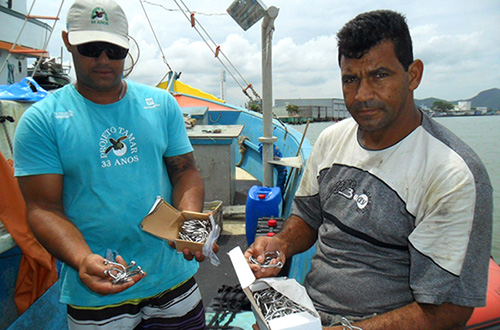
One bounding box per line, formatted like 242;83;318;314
28;0;500;107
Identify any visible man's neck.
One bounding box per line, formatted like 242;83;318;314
360;105;422;150
74;80;126;105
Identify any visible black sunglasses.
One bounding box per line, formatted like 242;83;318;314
76;42;128;60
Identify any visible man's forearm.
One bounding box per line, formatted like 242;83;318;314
277;215;318;258
28;206;92;271
165;152;204;212
326;302;473;330
170;168;204;212
18;174;92;271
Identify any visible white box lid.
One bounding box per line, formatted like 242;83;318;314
228;246;256;289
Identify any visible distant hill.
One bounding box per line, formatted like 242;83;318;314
416;88;500;110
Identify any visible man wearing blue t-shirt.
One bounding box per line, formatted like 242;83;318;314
14;0;209;328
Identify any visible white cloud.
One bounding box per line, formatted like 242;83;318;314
26;0;500;104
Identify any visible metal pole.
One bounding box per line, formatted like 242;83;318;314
259;6;279;187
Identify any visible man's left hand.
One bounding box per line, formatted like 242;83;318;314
168;241;219;262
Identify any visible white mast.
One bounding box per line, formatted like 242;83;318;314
227;0;279;187
220;69;226;101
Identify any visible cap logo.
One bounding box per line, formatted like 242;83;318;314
91;7;109;25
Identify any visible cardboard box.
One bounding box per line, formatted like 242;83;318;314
141;197;211;253
203;200;223;231
228;246;321;330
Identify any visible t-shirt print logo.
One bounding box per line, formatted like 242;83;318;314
354;194;369;210
54;110;74;119
105;135;128;156
99;127;139;168
333;179;370;211
144;98;161;109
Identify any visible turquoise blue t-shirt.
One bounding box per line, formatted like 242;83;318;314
14;81;199;306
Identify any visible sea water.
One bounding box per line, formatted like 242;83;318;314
293;115;500;261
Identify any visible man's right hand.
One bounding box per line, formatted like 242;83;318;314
78;254;146;295
244;236;287;278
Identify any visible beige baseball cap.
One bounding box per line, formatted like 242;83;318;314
66;0;129;49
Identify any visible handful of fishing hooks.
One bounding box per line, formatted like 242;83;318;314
179;219;212;243
253;287;315;322
103;259;145;284
248;251;283;269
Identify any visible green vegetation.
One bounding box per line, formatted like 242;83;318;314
247;100;262;112
286;103;299;116
431;100;454;112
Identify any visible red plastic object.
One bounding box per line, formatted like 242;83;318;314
465;258;500;329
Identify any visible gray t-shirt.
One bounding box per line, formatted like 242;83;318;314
292;114;492;316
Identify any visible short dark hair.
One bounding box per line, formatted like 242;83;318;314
337;10;413;71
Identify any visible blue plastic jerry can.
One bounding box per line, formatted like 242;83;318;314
245;185;282;246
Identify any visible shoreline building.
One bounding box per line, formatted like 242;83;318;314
274;98;350;123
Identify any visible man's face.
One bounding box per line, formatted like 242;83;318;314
69;42;125;92
340;40;413;136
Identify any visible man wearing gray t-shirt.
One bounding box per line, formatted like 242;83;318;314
245;10;492;329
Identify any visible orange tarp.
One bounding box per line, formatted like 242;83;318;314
0;152;57;315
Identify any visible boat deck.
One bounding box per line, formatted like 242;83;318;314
196;169;257;306
196;229;247;307
195;171;261;327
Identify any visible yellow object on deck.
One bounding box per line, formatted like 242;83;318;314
157;80;225;104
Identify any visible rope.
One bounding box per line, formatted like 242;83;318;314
236;135;250;167
30;0;66;78
273;113;289;139
0;0;65;78
172;0;247;92
141;1;226;16
283;118;310;196
139;0;173;76
178;0;257;94
123;35;140;78
144;0;261;102
0;0;36;77
208;112;222;123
